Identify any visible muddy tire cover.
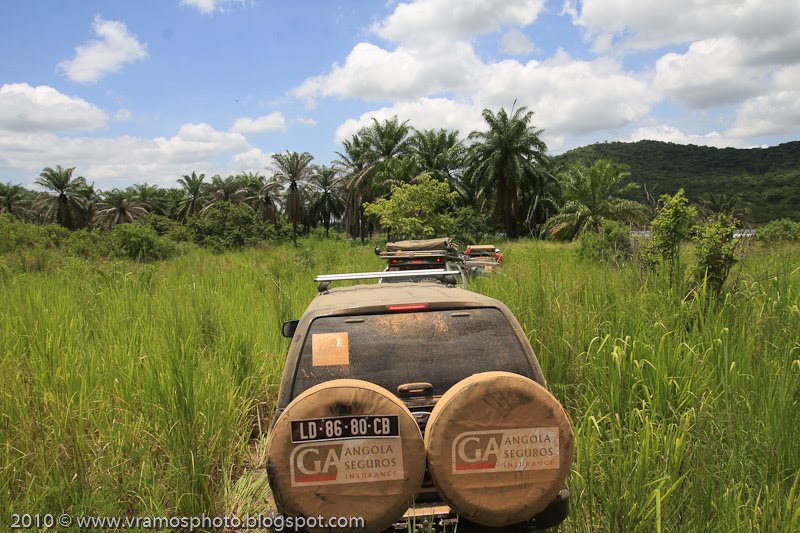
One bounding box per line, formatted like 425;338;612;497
267;379;425;533
424;371;574;527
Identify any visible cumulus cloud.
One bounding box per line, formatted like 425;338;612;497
373;0;545;45
500;29;536;55
629;125;745;148
729;90;800;137
0;83;107;132
654;36;765;108
565;0;800;51
0;122;268;187
180;0;248;14
293;41;482;102
475;52;655;134
230;112;287;133
58;16;148;83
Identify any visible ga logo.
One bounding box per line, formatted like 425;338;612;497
451;428;559;474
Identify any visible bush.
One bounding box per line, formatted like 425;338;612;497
756;218;800;244
140;213;193;242
63;229;114;259
691;214;738;294
111;223;178;261
0;214;68;254
578;220;633;265
188;202;275;253
639;189;697;280
451;206;490;245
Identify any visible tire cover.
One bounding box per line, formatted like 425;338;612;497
267;379;425;533
424;372;574;527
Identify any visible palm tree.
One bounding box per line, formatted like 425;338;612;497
467;106;549;238
335;133;374;241
699;192;749;222
308;166;346;237
175;171;208;222
31;165;88;229
409;128;466;186
544;160;648;240
94;189;149;228
244;173;281;225
365;116;413;194
201;174;248;214
0;182;30;219
271;151;314;244
129;183;167;216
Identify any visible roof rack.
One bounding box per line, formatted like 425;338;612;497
314;269;462;292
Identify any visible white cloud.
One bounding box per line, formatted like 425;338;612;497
229;148;274;172
180;0;247;14
475;52;655;134
374;0;545;45
629;125;745;148
230;112;287;133
500;29;536;55
729;90;800;137
654;36;765;108
0;83;107;132
566;0;800;51
293;41;482;102
296;117;318;127
58;16;148;83
0;122;267;188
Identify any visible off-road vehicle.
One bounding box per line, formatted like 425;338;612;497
463;244;503;275
375;238;469;286
267;272;573;532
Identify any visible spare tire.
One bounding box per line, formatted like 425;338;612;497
267;379;426;533
424;372;574;527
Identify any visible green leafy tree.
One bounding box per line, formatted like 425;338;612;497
364;174;457;240
203;174;248;212
467;106;549;237
545;160;648;240
272;151;314;244
31;165;88;229
189;201;274;252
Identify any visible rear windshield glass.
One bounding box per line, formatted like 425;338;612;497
291;308;532;399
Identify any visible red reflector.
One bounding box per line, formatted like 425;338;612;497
390;259;397;264
411;259;423;264
435;257;442;262
387;304;428;312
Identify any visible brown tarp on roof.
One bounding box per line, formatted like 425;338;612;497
386;238;454;252
466;244;496;252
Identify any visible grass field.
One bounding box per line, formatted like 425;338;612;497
1;239;799;531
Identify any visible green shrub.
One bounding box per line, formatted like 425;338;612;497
639;189;697;282
188;202;275;253
757;218;800;244
691;214;738;294
578;219;633;265
111;223;178;261
140;213;193;242
452;206;490;245
0;213;68;254
63;229;114;259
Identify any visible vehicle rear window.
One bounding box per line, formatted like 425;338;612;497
291;308;532;399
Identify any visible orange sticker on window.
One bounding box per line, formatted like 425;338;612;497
312;332;350;366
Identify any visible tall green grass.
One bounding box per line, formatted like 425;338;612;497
1;238;798;531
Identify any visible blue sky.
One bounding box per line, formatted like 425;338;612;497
1;0;799;189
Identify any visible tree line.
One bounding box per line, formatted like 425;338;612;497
2;105;756;246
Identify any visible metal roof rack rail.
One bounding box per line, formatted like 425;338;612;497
314;269;461;292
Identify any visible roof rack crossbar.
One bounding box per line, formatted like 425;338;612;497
315;269;460;282
378;250;456;257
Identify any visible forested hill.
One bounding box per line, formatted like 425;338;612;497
556;140;800;223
